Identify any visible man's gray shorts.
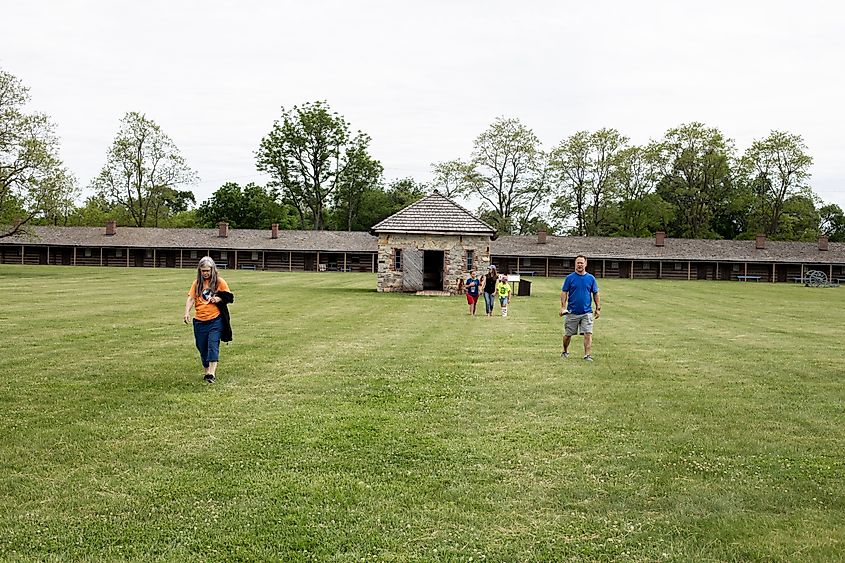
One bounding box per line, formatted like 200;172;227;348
564;312;593;336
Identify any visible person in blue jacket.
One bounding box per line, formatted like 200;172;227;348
559;255;601;361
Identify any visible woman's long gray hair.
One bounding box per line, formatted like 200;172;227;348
195;256;219;298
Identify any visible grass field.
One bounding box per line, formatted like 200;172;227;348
1;265;844;562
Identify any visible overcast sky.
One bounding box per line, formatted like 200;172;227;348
3;0;844;211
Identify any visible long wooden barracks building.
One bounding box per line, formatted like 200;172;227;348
2;193;844;291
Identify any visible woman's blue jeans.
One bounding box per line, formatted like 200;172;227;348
483;292;495;315
193;316;222;368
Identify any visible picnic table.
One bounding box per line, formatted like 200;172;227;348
736;275;761;282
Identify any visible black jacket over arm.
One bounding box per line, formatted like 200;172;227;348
214;291;234;342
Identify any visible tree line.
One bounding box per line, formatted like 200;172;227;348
3;67;844;241
432;118;844;242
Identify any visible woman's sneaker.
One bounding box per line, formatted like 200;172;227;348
204;374;216;383
583;355;594;362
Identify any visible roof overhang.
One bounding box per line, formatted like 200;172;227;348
372;229;495;237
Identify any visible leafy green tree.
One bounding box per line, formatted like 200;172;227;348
196;182;297;229
585;128;627;235
161;188;196;214
774;195;820;241
549;131;591;236
336;187;391;231
257;101;380;230
464;117;548;234
66;195;130;226
0;68;77;237
710;179;755;240
515;215;554;235
609;144;669;236
340;178;426;232
334;135;384;231
430;159;473;198
91;112;197;227
549;128;629;236
36;180;80;226
513;152;553;235
547;193;575;235
0;193;26;227
741;130;813;236
654;123;736;238
386;177;426;207
603;193;674;237
819;203;845;242
163;209;199;228
477;209;511;235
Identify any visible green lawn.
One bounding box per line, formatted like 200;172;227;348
1;265;843;562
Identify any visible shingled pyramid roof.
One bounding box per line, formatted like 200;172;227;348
371;191;496;236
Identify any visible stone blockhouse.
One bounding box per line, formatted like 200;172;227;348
371;192;496;293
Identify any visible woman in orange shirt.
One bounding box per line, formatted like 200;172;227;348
183;257;232;383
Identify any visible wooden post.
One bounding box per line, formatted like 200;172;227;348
180;249;183;269
371;253;375;273
126;248;129;267
100;247;103;267
153;249;156;268
234;251;238;270
630;260;634;279
687;261;691;281
73;247;76;266
262;250;266;271
289;251;292;272
22;245;25;265
343;252;347;271
773;263;776;283
47;246;51;265
546;257;549;277
317;251;320;271
658;261;662;279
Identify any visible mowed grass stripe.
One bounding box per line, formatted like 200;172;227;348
1;265;843;561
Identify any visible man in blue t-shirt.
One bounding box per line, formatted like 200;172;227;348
560;255;601;361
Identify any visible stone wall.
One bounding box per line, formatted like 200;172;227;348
377;233;491;293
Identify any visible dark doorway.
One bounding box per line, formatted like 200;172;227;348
697;263;711;280
618;261;630;279
423;250;444;290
